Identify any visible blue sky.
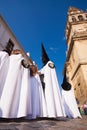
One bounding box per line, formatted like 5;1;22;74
0;0;87;87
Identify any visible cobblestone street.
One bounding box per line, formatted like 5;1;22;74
0;115;87;130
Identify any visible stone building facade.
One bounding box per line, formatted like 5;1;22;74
0;14;33;64
64;7;87;105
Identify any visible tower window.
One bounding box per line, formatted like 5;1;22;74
78;15;84;21
85;14;87;18
72;16;76;22
78;83;80;86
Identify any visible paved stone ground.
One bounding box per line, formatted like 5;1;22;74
0;115;87;130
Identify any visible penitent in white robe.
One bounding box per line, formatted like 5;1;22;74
17;67;32;117
30;74;42;119
62;88;81;118
30;73;47;119
40;61;66;118
0;51;9;98
0;54;24;118
35;74;47;118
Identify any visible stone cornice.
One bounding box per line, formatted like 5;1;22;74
71;62;87;80
66;21;87;43
73;31;87;40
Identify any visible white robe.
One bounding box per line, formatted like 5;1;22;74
62;87;81;118
17;67;32;117
0;51;9;98
36;74;47;117
30;74;46;119
0;54;24;118
40;61;66;118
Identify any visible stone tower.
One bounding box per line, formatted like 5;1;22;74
65;7;87;105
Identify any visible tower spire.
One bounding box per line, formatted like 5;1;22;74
68;6;83;15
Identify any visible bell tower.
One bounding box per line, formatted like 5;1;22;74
65;7;87;104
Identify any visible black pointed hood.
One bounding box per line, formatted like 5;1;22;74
41;43;50;66
61;71;71;91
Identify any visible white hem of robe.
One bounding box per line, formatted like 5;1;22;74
62;88;81;118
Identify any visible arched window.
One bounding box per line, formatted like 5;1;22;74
85;14;87;18
78;15;84;21
72;16;76;22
